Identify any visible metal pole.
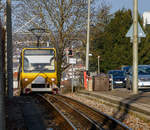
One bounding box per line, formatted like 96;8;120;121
37;36;40;47
47;42;49;47
7;0;13;97
72;64;74;92
85;0;91;72
111;74;114;90
132;0;138;94
98;56;100;74
0;17;5;130
4;9;7;96
67;52;69;63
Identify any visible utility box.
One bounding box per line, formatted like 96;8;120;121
93;74;110;91
60;79;72;93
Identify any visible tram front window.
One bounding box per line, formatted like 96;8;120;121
23;49;55;72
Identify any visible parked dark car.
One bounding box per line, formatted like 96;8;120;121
108;70;126;87
121;66;130;74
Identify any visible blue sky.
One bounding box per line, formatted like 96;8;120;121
98;0;150;15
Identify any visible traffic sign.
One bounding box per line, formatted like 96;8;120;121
126;22;146;40
69;58;76;64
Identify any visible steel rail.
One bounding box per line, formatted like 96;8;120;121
34;94;76;130
53;94;131;130
38;94;103;129
45;94;103;130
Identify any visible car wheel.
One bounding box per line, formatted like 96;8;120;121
123;84;126;88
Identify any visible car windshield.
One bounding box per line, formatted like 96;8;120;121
138;66;150;75
122;66;130;72
23;49;55;73
109;71;125;76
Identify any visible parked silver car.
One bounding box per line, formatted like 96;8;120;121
126;65;150;89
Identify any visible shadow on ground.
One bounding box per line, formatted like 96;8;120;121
101;88;150;129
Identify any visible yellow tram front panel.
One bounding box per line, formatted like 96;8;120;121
20;72;57;89
19;47;57;93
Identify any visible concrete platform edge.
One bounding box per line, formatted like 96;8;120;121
77;90;150;122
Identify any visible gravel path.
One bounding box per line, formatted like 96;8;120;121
64;93;150;130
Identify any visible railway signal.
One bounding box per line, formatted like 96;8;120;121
68;49;73;56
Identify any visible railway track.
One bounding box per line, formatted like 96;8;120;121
35;94;131;130
35;94;102;130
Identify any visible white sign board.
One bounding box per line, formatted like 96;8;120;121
69;58;76;64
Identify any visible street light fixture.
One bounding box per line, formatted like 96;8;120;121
29;28;46;47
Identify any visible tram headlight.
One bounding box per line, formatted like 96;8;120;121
51;78;55;81
24;78;28;82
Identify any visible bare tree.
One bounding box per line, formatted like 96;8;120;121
13;0;98;86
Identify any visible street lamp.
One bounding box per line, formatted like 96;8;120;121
29;28;46;47
85;0;91;74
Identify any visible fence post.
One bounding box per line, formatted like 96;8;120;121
111;74;114;90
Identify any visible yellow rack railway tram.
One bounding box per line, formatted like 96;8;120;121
18;47;58;95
